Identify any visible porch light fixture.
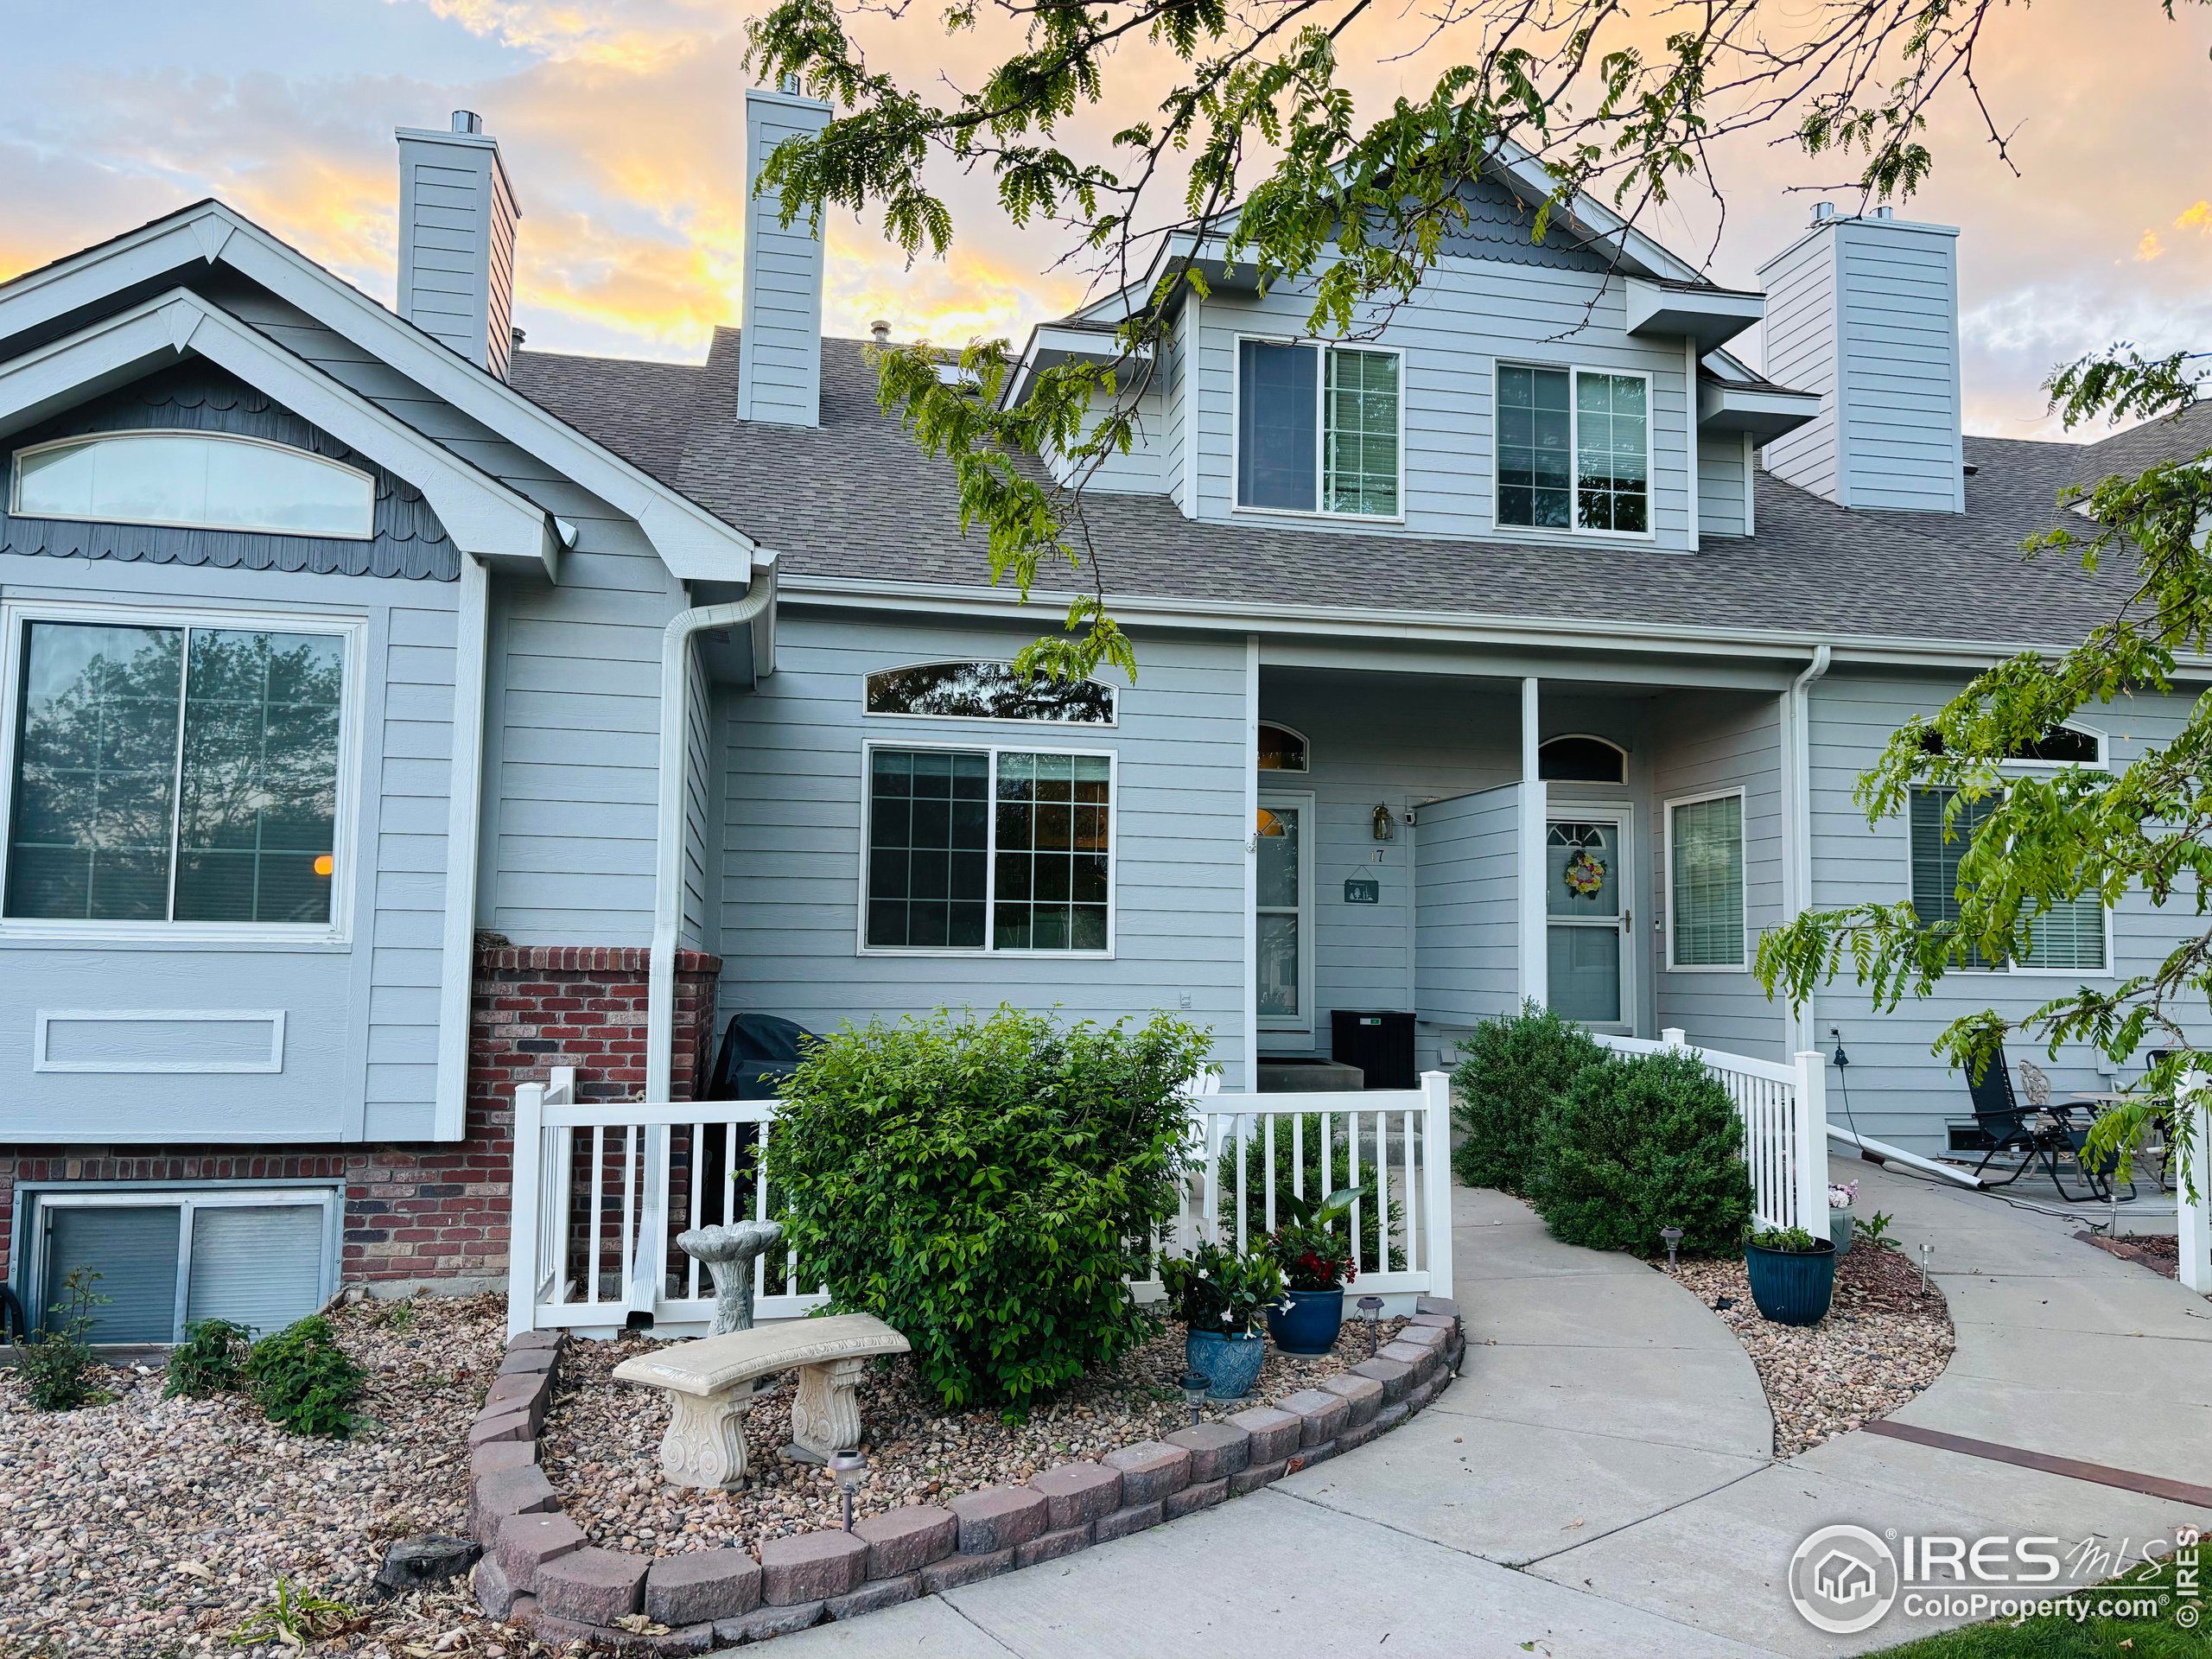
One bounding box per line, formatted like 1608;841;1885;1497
1371;804;1395;842
1180;1370;1211;1427
829;1449;868;1532
1357;1294;1385;1357
1660;1226;1683;1268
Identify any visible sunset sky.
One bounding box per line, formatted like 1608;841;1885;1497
4;0;2207;438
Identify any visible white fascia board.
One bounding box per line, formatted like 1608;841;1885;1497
1625;277;1764;353
775;571;2209;675
1698;379;1822;442
1003;324;1153;409
0;203;753;585
0;288;558;576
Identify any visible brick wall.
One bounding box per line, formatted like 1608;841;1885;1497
0;944;722;1297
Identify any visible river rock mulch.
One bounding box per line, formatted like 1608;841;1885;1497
1661;1242;1954;1458
542;1309;1407;1555
0;1293;544;1659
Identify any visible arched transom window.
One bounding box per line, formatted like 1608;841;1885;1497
1538;734;1627;784
864;662;1116;725
10;432;375;541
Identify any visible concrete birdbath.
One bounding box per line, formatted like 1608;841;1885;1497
677;1220;785;1335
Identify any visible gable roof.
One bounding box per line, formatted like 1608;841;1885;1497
511;332;2177;662
0;201;761;584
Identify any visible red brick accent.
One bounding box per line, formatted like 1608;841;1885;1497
0;944;722;1294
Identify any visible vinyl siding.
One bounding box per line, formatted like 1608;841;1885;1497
1696;433;1751;539
1044;372;1168;495
1805;670;2208;1154
716;612;1250;1081
0;552;458;1143
1835;220;1963;512
1757;230;1840;502
1648;690;1788;1059
1414;784;1523;1040
736;95;830;426
1187;257;1700;551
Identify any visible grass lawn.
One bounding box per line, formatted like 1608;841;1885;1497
1872;1552;2212;1656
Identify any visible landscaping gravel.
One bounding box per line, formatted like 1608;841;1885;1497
1661;1243;1953;1458
542;1311;1406;1554
0;1294;539;1659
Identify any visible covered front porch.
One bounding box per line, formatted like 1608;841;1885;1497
1248;653;1815;1087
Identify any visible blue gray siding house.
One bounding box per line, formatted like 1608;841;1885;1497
3;92;2206;1332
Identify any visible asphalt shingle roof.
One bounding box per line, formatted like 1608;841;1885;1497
509;333;2212;651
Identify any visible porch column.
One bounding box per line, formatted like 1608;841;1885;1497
1243;634;1261;1090
1518;677;1546;1009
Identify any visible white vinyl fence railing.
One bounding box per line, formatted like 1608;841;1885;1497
505;1069;1456;1338
1594;1029;1830;1234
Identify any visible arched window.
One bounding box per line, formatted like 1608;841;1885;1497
1920;723;2105;768
10;432;375;540
1256;721;1310;772
864;662;1116;724
1538;734;1627;784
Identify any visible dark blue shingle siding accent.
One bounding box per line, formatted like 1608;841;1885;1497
0;362;461;582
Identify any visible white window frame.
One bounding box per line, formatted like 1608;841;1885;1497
0;598;366;947
1256;721;1312;775
861;660;1119;728
1537;733;1629;786
19;1181;342;1344
1491;362;1656;541
1664;786;1749;974
856;737;1118;959
1256;788;1316;1032
1229;335;1408;524
9;429;377;542
1909;726;2116;980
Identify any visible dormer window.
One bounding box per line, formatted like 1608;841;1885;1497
10;432;375;541
1236;340;1402;518
1496;365;1649;535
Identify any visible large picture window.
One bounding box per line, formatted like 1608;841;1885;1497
1668;791;1746;969
1910;786;2107;973
5;616;347;928
10;432;375;540
1496;365;1650;534
864;744;1113;953
1236;340;1402;518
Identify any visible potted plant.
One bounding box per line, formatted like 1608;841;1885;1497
1160;1241;1287;1400
1744;1226;1837;1325
1262;1185;1365;1356
1827;1181;1858;1255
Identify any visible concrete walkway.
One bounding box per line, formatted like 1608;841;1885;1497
762;1162;2212;1658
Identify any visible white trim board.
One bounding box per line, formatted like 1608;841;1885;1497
34;1008;288;1074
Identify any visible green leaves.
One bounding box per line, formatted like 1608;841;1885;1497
243;1316;368;1438
761;1006;1212;1409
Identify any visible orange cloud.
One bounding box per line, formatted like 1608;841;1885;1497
2179;200;2212;233
2139;228;2165;261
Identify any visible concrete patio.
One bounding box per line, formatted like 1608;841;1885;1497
756;1160;2212;1658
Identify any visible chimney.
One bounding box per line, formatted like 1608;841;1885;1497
1756;207;1963;512
737;85;833;426
396;110;522;379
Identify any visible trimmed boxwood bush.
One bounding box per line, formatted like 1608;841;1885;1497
1526;1049;1753;1255
1450;1003;1610;1192
764;1005;1211;1410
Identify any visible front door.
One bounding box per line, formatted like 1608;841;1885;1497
1546;812;1630;1031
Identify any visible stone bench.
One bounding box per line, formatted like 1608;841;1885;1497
613;1313;911;1490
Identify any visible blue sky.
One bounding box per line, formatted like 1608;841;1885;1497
3;0;2207;437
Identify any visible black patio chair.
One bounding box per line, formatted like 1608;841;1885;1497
1964;1050;2113;1201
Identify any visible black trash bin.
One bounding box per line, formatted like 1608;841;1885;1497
706;1011;817;1101
1330;1009;1416;1090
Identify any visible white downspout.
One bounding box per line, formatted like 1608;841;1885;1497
433;551;491;1140
1782;645;1833;1057
647;560;779;1103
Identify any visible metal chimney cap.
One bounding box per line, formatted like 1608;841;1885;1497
1812;201;1836;223
452;110;484;134
869;320;892;344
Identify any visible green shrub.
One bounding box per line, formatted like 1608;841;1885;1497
15;1268;111;1412
1526;1050;1753;1255
245;1317;367;1437
165;1318;252;1399
1450;1003;1611;1191
763;1005;1212;1410
1215;1117;1402;1269
1748;1226;1826;1253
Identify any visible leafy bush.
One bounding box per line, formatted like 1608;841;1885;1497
1526;1050;1753;1255
764;1005;1212;1410
245;1317;367;1437
165;1318;252;1399
1748;1226;1827;1253
15;1268;111;1412
1160;1240;1287;1334
1215;1118;1402;1268
1267;1185;1363;1291
1450;1003;1611;1191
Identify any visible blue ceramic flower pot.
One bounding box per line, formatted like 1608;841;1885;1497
1745;1237;1837;1326
1184;1328;1267;1400
1265;1287;1345;1357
